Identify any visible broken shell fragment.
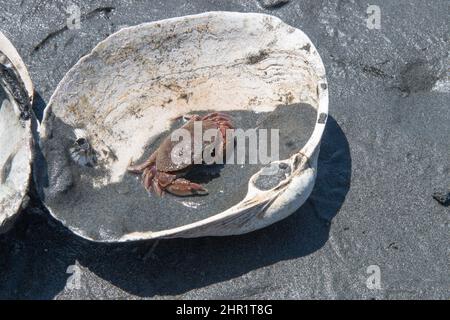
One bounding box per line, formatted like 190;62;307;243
0;32;34;233
37;12;328;242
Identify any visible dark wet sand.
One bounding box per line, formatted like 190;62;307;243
2;1;448;300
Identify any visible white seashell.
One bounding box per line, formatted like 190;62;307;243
35;12;328;242
0;31;34;233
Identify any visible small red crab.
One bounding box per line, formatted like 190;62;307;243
127;112;233;196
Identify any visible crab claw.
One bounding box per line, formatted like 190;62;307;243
165;178;208;196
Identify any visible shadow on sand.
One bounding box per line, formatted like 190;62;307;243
0;113;350;299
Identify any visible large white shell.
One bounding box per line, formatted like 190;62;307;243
0;32;34;233
38;12;328;242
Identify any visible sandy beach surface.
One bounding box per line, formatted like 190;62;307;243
0;0;448;299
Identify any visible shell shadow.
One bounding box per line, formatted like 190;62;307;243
77;115;352;297
0;116;351;299
31;91;46;122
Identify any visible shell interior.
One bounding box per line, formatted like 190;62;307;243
37;12;328;242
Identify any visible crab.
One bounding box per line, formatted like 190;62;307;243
127;112;233;196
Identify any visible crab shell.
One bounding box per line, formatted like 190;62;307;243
34;12;328;242
153;117;229;173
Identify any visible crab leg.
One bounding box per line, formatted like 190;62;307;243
183;112;232;124
127;152;157;173
142;166;156;192
152;179;164;197
201;112;232;121
165;178;208;196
